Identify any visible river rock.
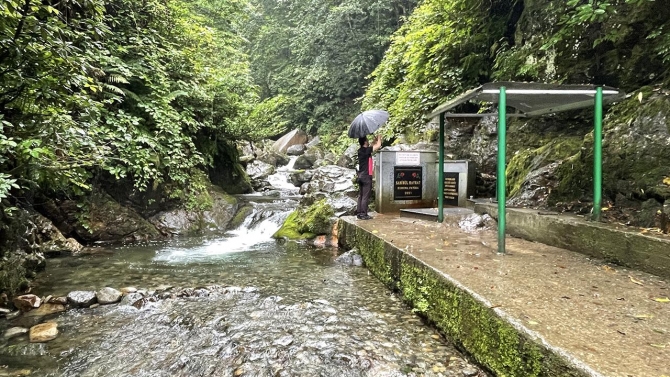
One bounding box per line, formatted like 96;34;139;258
96;287;122;304
4;327;28;340
42;191;161;243
149;186;238;236
337;143;359;169
300;165;358;216
48;296;68;305
246;160;275;180
120;292;144;307
306;136;320;149
120;287;138;294
12;295;41;312
67;291;97;308
335;249;363;266
29;322;58;343
40;237;83;257
272;129;308;153
257;151;290;167
25;303;66;317
290;170;313;187
286;144;306;156
293;155;313;170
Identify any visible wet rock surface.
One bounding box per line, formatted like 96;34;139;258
66;291;96;308
96;287;122;304
28;322;57;343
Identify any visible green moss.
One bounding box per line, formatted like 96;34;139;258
228;205;253;230
272;199;334;240
507;137;582;198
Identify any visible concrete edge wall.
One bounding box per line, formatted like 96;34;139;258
338;219;598;377
474;203;670;279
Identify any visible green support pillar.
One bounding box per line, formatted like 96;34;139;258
593;87;603;221
497;87;507;254
438;112;445;223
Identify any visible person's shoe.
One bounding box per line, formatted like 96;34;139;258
359;215;373;220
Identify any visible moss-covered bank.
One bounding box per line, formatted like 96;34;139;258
338;218;592;377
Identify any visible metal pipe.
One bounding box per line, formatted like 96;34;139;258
482;89;619;95
593;87;603;221
438;112;445;223
497;87;507;254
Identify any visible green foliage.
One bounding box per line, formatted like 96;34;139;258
244;0;418;137
0;0;260;207
494;0;670;89
363;0;516;137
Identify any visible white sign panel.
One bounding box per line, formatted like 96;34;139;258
395;152;421;166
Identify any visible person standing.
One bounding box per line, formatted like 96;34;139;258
357;134;381;220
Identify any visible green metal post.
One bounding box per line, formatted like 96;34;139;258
497;87;507;254
593;87;603;221
438;112;445;223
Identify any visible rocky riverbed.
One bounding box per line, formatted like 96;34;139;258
0;232;486;377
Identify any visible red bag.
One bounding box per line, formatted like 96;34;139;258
368;157;373;176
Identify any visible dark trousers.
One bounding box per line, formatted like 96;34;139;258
357;173;372;216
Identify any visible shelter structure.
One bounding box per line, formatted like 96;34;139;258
427;82;625;254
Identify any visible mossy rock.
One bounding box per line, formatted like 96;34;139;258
272;200;334;240
228;205;254;230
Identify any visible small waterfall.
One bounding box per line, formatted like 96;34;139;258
228;204;291;240
154;202;295;263
267;156;300;193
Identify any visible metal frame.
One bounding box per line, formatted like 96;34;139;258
431;84;620;254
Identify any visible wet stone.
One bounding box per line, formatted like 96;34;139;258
96;287;122;304
119;292;143;307
25;303;66;317
12;294;41;312
67;291;97;308
29;322;58;343
4;327;28;340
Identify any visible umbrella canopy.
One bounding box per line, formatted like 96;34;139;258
348;110;389;138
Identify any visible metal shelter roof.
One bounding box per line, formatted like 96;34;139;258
427;81;625;119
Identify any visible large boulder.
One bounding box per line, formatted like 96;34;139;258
246;160;275;181
290;170;313;187
273;200;335;240
286;144;306;156
149;186;239;236
300;165;358;216
39;191;161;243
272;129;308;153
293;155;313;170
257;151;290;167
336;143;359;169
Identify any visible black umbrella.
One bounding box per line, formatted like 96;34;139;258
348;110;389;138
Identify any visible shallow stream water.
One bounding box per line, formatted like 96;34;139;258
0;197;484;377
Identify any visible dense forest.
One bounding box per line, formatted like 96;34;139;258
1;0;670;292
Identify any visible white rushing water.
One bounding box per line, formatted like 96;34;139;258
153;206;291;263
266;156;300;193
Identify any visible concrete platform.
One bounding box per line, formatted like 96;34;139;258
474;202;670;279
399;207;474;222
338;214;670;377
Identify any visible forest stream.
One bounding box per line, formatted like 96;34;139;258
0;170;484;377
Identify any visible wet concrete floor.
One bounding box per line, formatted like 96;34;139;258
346;214;670;377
